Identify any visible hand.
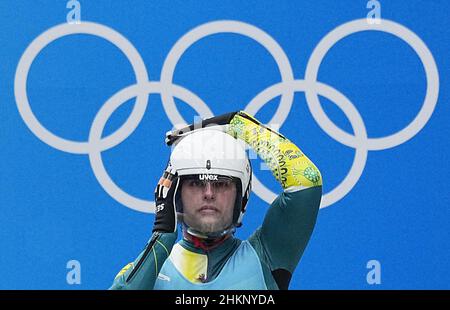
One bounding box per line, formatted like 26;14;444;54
164;111;272;146
165;112;238;146
152;161;179;233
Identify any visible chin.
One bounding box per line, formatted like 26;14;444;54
198;222;221;234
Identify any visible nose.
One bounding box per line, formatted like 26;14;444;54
202;182;216;200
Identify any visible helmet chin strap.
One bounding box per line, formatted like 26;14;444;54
182;226;234;252
178;216;235;251
185;225;235;240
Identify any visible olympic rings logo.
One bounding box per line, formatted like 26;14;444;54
14;19;439;213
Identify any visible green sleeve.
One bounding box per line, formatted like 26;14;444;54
109;232;177;290
249;186;322;274
227;111;322;288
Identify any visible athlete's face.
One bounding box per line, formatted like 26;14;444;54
181;176;236;234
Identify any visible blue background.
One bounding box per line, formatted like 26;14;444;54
1;0;449;289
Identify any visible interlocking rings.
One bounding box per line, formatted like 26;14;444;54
14;19;439;213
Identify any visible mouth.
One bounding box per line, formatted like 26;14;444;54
198;205;219;214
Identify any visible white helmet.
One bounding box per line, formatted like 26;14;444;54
170;128;252;233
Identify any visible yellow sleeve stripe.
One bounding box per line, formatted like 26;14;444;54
156;239;170;256
152;246;158;276
114;262;133;279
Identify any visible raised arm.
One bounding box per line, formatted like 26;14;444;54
227;111;323;289
109;162;179;290
165;111;323;289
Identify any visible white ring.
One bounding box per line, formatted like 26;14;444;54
160;20;295;127
14;18;440;213
14;22;149;154
246;80;368;208
88;81;212;213
305;19;439;150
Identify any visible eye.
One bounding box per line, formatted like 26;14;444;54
189;180;205;187
213;180;233;189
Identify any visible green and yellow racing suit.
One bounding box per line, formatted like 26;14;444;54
110;111;322;290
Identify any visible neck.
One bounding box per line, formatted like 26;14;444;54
182;229;233;252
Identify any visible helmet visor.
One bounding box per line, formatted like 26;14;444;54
180;174;236;193
174;174;240;226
